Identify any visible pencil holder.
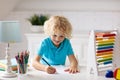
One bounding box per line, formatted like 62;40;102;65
17;63;28;74
15;50;29;76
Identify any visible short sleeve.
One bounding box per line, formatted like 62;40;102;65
67;40;74;55
37;41;46;56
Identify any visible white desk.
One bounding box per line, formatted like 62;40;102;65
0;66;115;80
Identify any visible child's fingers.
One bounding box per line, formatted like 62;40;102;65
48;67;56;74
64;68;69;72
64;68;79;73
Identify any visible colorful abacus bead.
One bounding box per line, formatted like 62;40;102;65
114;68;120;80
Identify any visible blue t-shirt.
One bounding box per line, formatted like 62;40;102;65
37;37;74;65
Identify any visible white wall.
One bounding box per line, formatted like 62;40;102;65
0;0;20;20
15;0;120;11
1;0;120;59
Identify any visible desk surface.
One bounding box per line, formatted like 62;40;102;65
0;66;115;80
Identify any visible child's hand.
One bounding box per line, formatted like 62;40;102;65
64;66;79;74
45;66;56;74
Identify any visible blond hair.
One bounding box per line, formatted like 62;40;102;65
44;16;72;39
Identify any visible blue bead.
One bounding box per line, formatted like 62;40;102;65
105;70;113;78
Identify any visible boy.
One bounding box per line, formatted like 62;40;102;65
32;16;79;74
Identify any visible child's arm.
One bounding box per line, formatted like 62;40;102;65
32;55;56;74
64;54;79;73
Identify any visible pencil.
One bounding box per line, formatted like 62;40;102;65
42;58;51;66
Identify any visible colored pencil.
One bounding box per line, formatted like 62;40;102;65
42;58;51;66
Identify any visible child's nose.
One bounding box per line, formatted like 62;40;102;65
56;37;60;41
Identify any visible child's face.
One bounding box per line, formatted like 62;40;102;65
50;32;65;47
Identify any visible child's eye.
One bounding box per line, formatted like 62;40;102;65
52;35;64;38
53;35;57;37
60;36;64;38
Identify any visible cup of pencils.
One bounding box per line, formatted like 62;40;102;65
15;50;29;74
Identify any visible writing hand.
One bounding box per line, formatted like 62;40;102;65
45;66;56;74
